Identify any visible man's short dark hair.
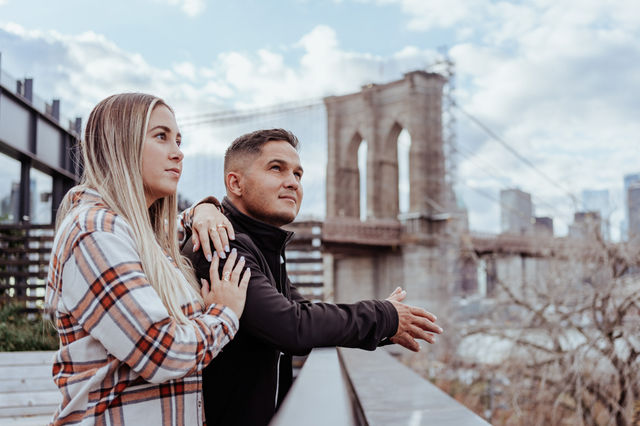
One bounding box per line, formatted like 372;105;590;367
224;128;299;173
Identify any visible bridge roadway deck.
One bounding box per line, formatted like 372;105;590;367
322;215;581;258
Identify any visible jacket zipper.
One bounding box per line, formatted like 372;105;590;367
275;252;286;409
275;351;282;408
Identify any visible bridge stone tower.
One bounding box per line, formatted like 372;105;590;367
322;71;457;312
325;71;447;220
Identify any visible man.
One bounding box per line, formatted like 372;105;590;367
183;128;443;425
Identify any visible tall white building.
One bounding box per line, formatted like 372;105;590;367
500;188;533;235
581;189;611;241
622;173;640;240
628;184;640;241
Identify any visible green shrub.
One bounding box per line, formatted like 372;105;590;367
0;303;59;351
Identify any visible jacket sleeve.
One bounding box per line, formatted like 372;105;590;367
60;223;239;384
288;280;310;304
186;237;398;356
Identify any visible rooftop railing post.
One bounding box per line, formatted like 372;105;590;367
24;78;33;102
52;99;60;121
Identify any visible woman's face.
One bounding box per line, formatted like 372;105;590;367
141;104;183;207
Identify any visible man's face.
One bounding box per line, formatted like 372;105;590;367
232;140;304;227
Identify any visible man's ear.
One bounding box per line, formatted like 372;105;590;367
226;171;243;197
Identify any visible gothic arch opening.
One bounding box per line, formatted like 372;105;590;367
381;122;412;218
397;129;411;215
344;131;366;220
357;139;368;221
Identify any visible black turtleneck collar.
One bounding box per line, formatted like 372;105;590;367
222;197;294;254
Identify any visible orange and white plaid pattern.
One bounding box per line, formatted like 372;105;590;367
45;188;238;425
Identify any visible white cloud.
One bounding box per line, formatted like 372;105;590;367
160;0;205;17
173;62;197;81
202;25;438;109
0;22;238;119
0;21;436;133
374;0;485;31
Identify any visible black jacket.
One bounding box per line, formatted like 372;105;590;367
182;198;399;426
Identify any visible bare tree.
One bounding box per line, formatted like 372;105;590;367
400;228;640;425
456;231;640;425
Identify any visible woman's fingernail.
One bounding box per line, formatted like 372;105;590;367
240;256;245;262
206;254;212;262
230;235;236;240
231;248;237;254
225;245;230;252
220;251;226;259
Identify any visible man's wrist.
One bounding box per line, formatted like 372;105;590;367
195;196;222;211
185;196;222;229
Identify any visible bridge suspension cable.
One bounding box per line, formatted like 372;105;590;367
178;98;324;128
453;142;573;224
453;143;572;228
453;103;581;210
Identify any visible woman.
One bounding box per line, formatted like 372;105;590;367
45;93;248;425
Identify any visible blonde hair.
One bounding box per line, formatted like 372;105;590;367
57;93;202;324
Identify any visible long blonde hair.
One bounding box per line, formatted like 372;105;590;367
57;93;202;324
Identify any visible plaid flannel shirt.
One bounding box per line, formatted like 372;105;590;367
45;188;238;425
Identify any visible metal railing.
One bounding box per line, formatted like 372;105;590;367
272;347;490;426
0;66;79;134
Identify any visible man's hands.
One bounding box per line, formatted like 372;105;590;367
386;287;443;352
191;203;235;262
200;248;250;319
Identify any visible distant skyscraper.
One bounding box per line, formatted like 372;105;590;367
500;188;533;234
628;184;640;241
534;216;554;237
581;189;611;240
622;173;640;240
569;211;602;240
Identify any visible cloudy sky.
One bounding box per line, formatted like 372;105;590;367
1;0;638;238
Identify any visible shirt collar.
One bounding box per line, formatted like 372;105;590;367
222;197;294;253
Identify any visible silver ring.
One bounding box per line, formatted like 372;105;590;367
216;223;225;228
223;271;231;281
